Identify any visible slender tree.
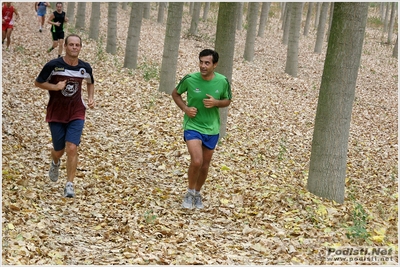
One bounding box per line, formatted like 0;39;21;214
258;2;271;38
285;2;303;77
280;2;286;23
66;2;75;25
281;2;288;30
307;2;369;204
215;2;239;138
314;2;321;30
326;3;334;42
189;2;202;35
380;2;385;21
237;2;244;30
393;36;398;58
75;2;86;30
383;2;390;33
89;2;101;41
387;2;397;44
157;2;167;24
203;2;210;21
243;2;259;62
303;2;313;36
158;2;184;94
124;2;144;69
143;2;151;19
314;2;329;53
121;2;128;11
106;2;118;55
282;2;291;45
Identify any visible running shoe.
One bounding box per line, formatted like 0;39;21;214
182;191;194;209
194;193;204;209
49;160;60;182
64;182;75;198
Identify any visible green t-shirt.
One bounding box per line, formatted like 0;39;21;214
176;72;232;135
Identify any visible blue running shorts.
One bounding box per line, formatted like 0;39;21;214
184;130;219;150
49;119;85;151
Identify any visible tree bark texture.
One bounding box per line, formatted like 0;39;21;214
66;2;75;25
387;2;397;44
215;2;238;139
75;2;86;30
314;2;329;53
307;2;369;204
393;35;398;58
203;2;210;21
285;2;303;77
236;2;244;31
106;2;118;55
157;2;166;24
282;2;291;45
258;2;271;38
89;2;101;41
123;2;144;69
303;2;313;36
243;2;259;62
314;2;321;30
143;2;151;19
189;2;202;35
158;2;184;94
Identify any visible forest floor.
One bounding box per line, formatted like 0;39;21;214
1;3;398;265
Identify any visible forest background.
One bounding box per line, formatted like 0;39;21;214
1;2;398;265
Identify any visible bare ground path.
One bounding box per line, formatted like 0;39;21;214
2;3;398;265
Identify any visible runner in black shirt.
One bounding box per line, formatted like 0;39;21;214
47;2;68;58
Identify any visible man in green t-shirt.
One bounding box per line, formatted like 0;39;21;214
172;49;232;209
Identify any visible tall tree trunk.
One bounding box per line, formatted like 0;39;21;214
383;2;390;33
215;2;238;139
189;2;202;35
106;2;118;55
89;2;101;41
314;2;329;53
285;2;303;77
280;2;286;23
158;2;184;94
326;3;334;42
307;2;369;204
121;2;128;11
314;2;321;30
281;3;287;30
387;2;397;44
202;2;210;21
380;2;385;21
66;2;75;25
237;2;244;31
282;2;291;45
393;35;398;58
143;2;151;19
258;2;271;38
243;2;259;62
303;2;313;36
157;2;166;24
75;2;86;30
123;2;144;69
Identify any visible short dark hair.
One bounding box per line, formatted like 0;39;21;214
199;49;219;64
65;34;82;46
56;2;63;6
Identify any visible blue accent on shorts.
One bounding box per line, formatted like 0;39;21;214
184;130;219;150
49;119;85;151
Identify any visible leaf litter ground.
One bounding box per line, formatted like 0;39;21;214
1;3;398;265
